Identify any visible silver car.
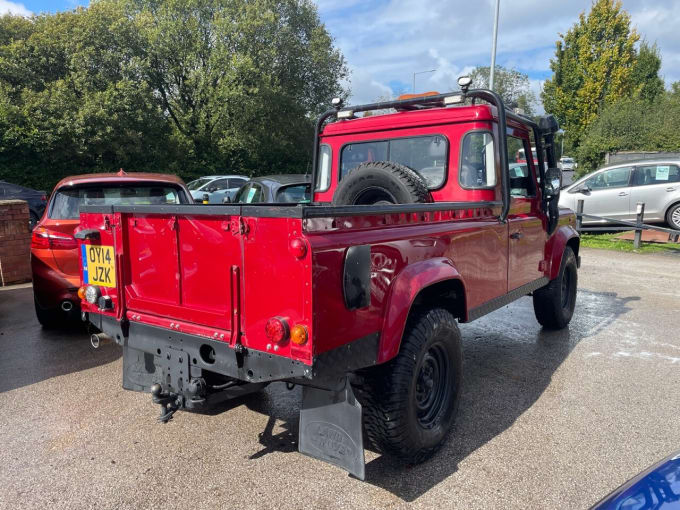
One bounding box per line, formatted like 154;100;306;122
559;160;680;230
187;175;249;204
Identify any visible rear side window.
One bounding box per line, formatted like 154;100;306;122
459;132;496;189
633;165;680;186
276;184;311;203
236;183;265;203
316;145;332;192
49;186;182;219
339;135;448;189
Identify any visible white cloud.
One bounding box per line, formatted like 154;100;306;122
317;0;680;107
0;0;32;16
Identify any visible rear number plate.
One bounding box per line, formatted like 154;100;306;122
82;245;116;288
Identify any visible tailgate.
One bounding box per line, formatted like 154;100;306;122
121;205;243;331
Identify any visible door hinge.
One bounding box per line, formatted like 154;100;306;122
230;217;249;236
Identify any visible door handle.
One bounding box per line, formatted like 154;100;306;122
510;232;523;240
666;187;676;192
618;192;628;196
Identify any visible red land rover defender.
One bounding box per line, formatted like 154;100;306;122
76;81;579;479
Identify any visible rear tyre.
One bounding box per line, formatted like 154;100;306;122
29;211;39;231
665;202;680;231
34;298;60;329
533;246;578;329
332;161;430;205
357;308;462;463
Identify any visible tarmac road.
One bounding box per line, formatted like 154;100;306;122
1;247;679;510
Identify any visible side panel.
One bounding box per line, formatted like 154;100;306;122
307;210;508;358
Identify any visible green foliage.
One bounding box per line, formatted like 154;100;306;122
631;41;664;103
469;65;536;115
0;0;347;191
575;93;680;175
541;0;642;152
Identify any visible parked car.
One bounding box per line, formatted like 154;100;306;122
187;175;248;204
76;84;577;479
559;156;576;171
559;160;680;230
592;450;680;509
0;180;47;229
231;174;311;203
31;171;192;328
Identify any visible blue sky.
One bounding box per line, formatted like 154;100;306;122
4;0;680;108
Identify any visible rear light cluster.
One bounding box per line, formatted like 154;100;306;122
78;284;113;310
265;317;308;346
31;227;77;250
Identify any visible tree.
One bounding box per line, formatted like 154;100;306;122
631;41;664;102
576;94;680;174
469;66;536;115
0;0;348;191
541;0;640;151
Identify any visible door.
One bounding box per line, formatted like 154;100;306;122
506;134;546;290
630;164;680;221
579;166;634;222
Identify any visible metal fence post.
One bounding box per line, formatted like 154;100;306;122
576;199;584;232
634;202;645;249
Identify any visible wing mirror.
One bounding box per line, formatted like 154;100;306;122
543;167;562;200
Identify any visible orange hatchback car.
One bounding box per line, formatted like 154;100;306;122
31;171;192;328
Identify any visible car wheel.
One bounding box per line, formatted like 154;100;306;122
533;246;578;329
34;297;60;329
29;211;39;230
356;308;462;463
666;202;680;231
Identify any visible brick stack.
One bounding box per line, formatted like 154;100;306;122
0;200;32;286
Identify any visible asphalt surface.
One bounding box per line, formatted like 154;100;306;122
1;247;679;510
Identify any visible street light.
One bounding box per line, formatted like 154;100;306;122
412;69;436;93
489;0;500;90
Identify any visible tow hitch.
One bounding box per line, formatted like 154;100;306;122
150;383;183;423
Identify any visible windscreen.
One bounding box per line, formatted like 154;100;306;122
50;185;183;219
187;178;212;190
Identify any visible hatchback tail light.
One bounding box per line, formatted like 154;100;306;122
31;227;77;250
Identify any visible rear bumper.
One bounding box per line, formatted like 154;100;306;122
90;313;381;394
31;253;79;310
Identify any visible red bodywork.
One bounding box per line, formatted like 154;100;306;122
77;103;579;371
32;172;191;313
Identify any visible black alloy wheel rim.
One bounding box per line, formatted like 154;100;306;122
561;265;574;309
415;343;451;428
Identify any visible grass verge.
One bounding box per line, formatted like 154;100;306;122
580;232;680;254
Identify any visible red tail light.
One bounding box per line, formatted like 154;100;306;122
41;194;47;202
31;227;77;250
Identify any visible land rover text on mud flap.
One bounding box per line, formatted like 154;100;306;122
76;79;579;480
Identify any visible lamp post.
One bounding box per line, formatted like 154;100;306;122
489;0;500;91
412;69;436;93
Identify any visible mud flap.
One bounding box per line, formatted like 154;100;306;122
298;379;365;480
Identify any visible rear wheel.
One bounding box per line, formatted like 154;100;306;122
666;202;680;231
533;247;578;329
357;308;462;463
34;298;60;329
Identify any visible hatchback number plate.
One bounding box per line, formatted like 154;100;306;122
82;245;116;288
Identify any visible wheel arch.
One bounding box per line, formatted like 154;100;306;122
546;224;580;280
378;257;466;364
664;199;680;228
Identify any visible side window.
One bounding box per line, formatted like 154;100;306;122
316;144;332;192
209;179;230;191
244;183;264;203
459;131;496;189
585;167;632;190
507;136;536;198
228;178;246;189
633;165;680;186
235;184;251;203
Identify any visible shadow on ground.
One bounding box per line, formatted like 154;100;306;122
238;289;640;501
0;287;120;393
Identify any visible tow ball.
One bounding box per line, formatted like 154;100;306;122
150;383;183;423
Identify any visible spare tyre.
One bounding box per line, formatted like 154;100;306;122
332;161;431;205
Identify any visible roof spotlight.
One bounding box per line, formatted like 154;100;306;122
457;75;472;93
